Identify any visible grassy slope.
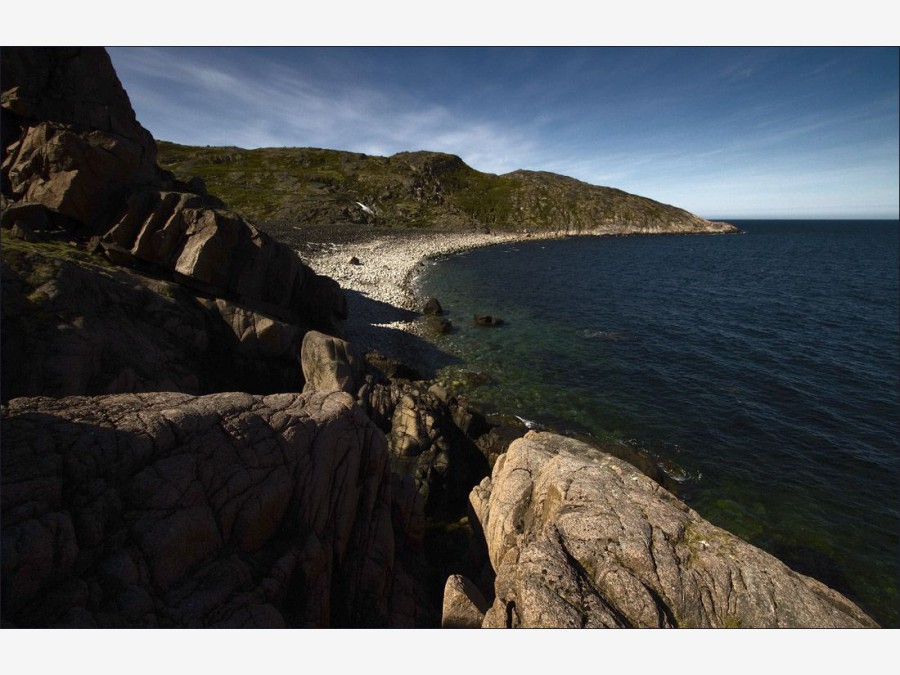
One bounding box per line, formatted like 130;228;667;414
157;141;733;236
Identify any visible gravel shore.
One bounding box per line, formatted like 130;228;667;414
298;227;560;369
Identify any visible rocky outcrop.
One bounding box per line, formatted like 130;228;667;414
465;432;877;628
441;574;489;628
301;330;360;395
2;47;346;349
386;389;490;519
1;47;158;229
1;390;430;627
101;188;346;328
355;371;492;520
0;239;305;400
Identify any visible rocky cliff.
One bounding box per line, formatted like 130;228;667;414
0;47;876;629
1;47;346;400
155;142;738;239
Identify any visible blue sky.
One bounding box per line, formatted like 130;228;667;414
107;47;899;219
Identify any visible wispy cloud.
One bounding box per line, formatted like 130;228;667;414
111;47;541;174
108;47;899;219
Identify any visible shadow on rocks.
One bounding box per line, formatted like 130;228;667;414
342;290;463;378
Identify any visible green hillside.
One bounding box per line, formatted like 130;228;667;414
156;141;735;236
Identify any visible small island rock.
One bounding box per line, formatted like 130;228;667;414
422;297;443;315
473;314;504;327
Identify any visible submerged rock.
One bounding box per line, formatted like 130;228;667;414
426;315;453;335
422;296;443;315
470;431;877;628
473;314;504;327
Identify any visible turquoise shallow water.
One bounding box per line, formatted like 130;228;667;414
416;220;899;627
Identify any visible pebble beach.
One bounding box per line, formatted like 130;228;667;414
298;228;561;365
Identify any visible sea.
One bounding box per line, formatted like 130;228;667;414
415;219;899;627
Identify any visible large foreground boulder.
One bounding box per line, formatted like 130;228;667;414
1;391;430;627
466;432;877;628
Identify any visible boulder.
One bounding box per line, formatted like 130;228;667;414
301;331;360;395
422;296;443;315
441;574;489;628
0;241;308;400
0;390;429;627
473;314;504;327
103;190;346;328
472;431;877;628
426;315;453;335
1;48;158;232
3;122;154;231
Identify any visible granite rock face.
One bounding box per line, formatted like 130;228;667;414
101;188;346;328
1;391;429;627
441;574;489;628
0;241;306;400
469;432;877;628
301;330;360;395
1;47;158;228
1;47;346;352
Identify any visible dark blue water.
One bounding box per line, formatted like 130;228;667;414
417;220;899;627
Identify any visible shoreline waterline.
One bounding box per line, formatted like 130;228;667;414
299;226;739;368
299;228;570;366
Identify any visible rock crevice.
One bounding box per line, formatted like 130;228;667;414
465;432;877;628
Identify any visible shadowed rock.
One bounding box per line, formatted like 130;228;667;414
385;389;489;519
473;314;504;327
1;391;430;627
301;331;360;395
470;432;877;628
0;241;307;400
422;297;443;315
442;574;489;628
2;47;347;337
1;47;158;229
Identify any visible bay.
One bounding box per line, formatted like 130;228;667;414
416;220;900;627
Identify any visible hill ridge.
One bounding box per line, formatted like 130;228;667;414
156;140;737;237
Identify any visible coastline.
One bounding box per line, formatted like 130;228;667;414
298;227;565;367
297;224;740;371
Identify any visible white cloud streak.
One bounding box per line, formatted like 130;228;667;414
108;48;899;219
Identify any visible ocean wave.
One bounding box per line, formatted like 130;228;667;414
578;328;628;341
